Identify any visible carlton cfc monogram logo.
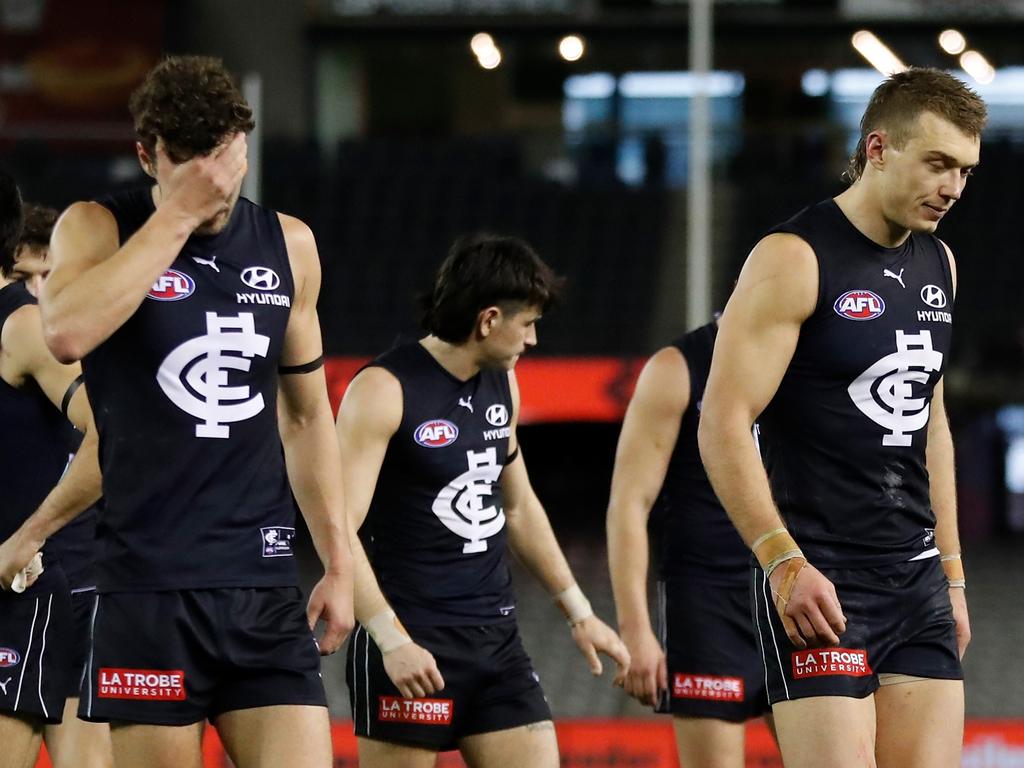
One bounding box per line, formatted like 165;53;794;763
157;312;270;439
432;448;505;553
847;330;943;447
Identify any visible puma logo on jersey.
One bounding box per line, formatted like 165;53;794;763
458;396;474;413
0;676;11;696
157;312;270;439
833;290;885;321
432;448;505;553
192;254;220;272
883;268;905;288
847;330;943;446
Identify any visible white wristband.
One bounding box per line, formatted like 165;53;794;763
364;609;412;654
11;553;43;594
553;584;593;627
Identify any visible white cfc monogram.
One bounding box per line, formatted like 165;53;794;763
432;448;505;553
847;330;943;447
157;312;270;439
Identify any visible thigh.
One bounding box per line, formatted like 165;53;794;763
874;678;962;768
672;715;747;768
215;704;332;768
0;713;43;768
459;721;558;768
358;736;439;768
44;698;113;768
772;695;877;768
664;577;769;721
109;721;204;768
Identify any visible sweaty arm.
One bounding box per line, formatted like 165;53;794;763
276;214;353;655
606;346;688;705
41;136;247;362
0;305;101;590
503;370;630;680
930;243;969;658
697;233;845;648
334;366;445;697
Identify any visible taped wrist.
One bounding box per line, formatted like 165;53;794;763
365;609;412;654
553;584;593;627
752;527;804;578
941;553;965;588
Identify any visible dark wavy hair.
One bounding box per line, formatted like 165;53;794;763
129;55;255;164
420;234;565;343
17;204;58;252
0;168;23;277
846;67;987;183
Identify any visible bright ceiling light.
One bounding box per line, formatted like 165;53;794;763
939;29;967;55
471;33;495;58
851;30;907;77
477;46;502;70
559;35;585;62
960;50;995;84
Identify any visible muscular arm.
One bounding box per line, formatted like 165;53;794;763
605;346;688;704
0;306;101;589
504;371;630;678
335;365;445;697
698;233;844;647
41;136;246;362
276;214;353;654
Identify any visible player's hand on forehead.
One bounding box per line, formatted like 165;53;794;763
156;132;247;224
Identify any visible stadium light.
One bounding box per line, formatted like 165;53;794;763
559;35;585;62
477;46;502;70
470;33;495;58
960;50;995;84
851;30;907;77
939;29;967;55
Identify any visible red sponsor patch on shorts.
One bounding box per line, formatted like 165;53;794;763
791;648;872;679
378;695;454;725
97;668;186;701
672;673;745;702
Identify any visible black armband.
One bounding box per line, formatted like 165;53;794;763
279;355;325;375
61;374;85;420
504;447;521;465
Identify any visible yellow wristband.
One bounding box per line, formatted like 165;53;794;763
752;528;804;575
941;554;965;585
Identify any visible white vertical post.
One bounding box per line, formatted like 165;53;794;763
687;0;713;328
241;72;263;204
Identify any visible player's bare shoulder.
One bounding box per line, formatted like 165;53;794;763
731;232;819;325
50;201;120;267
275;212;320;295
339;364;404;438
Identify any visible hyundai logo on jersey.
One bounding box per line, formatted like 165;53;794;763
833;290;885;321
241;266;281;291
147;269;195;301
414;419;459;448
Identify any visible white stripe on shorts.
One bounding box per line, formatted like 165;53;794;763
14;597;40;712
761;570;790;701
37;594;53;718
753;568;770;702
363;627;371;736
86;594;100;717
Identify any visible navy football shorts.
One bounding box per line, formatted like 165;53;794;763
346;621;551;751
753;556;962;704
0;565;73;724
79;587;326;725
656;576;770;722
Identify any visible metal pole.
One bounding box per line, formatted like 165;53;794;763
241;72;263;204
687;0;713;328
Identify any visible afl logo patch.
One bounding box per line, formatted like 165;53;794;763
0;648;20;667
834;290;885;321
148;269;195;301
415;420;459;448
241;266;281;291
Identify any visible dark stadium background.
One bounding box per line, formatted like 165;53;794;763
3;0;1022;765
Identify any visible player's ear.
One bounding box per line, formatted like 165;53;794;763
477;306;501;339
136;142;156;178
865;129;887;171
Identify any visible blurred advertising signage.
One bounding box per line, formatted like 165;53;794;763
330;0;572;14
0;0;163;141
841;0;1024;17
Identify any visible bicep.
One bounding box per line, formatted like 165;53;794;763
278;214;324;367
704;235;818;423
9;308;83;414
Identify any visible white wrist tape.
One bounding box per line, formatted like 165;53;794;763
11;553;43;594
364;609;412;654
553;584;593;627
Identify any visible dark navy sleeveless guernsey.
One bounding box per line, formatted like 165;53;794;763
759;199;953;567
652;322;749;586
85;188;298;591
0;283;69;557
363;342;516;626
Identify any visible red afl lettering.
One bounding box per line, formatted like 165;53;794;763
147;269;195;302
378;695;454;725
413;419;459;448
833;290;885;321
791;649;872;679
97;668;187;700
672;673;745;702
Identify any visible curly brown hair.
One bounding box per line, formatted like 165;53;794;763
846;67;987;183
129;55;255;164
18;204;58;251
